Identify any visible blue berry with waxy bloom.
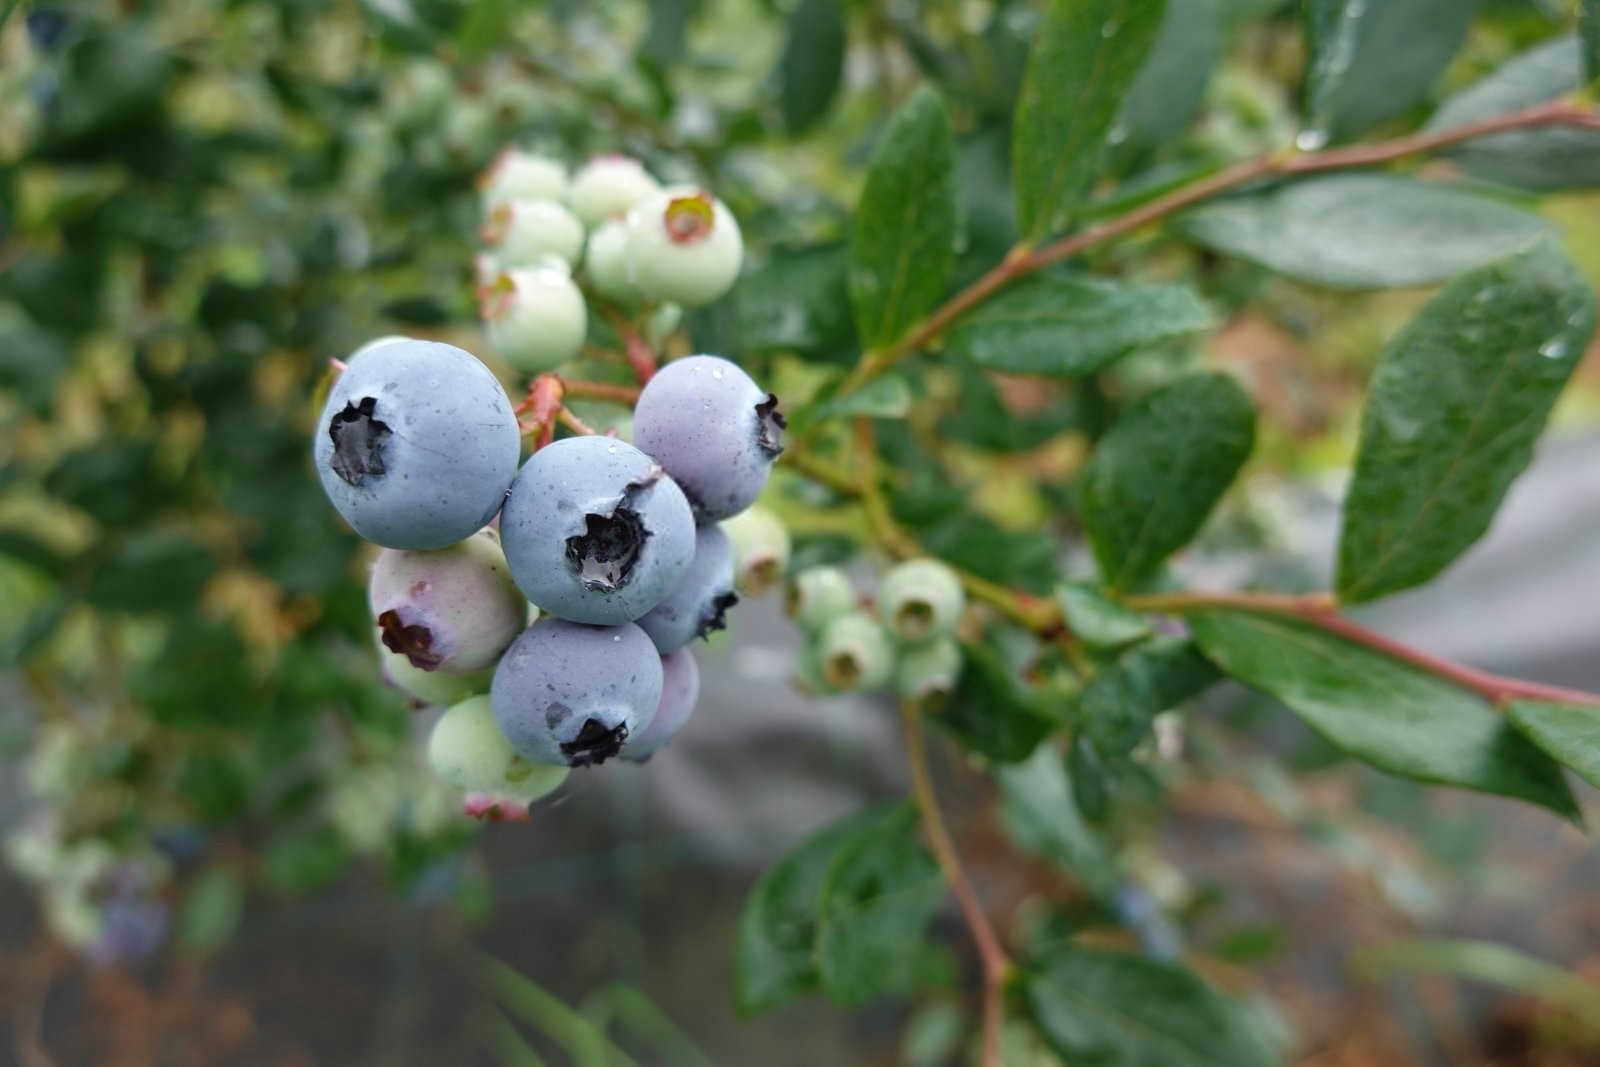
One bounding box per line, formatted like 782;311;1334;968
632;355;785;523
369;528;526;674
313;339;521;550
499;435;696;625
491;620;663;767
625;648;700;762
637;525;738;654
876;558;965;643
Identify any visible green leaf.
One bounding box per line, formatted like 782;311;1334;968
1423;36;1600;191
1076;373;1255;590
778;0;846;134
934;643;1058;763
1112;0;1225;172
815;802;946;1005
943;273;1214;377
1174;175;1552;289
1068;736;1112;822
1336;241;1597;602
849;87;957;347
734;807;881;1014
1012;0;1168;240
813;375;912;420
1080;637;1220;756
1056;583;1152;649
1025;946;1282;1067
1187;610;1580;819
734;244;856;358
1506;700;1600;790
998;747;1117;897
179;868;243;954
1300;0;1474;147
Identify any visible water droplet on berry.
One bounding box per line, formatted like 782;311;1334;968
1538;337;1569;360
1100;18;1118;36
1295;129;1329;152
712;368;724;380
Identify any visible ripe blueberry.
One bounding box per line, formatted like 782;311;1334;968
483;265;588;374
876;558;965;643
631;355;785;522
499;435;696;625
636;525;738;654
624;648;700;762
369;528;527;674
313;339;520;549
624;187;743;306
568;155;660;227
491;619;663;767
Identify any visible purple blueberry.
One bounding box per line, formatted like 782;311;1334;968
625;648;700;762
499;436;696;625
635;525;738;654
312;339;521;549
491;620;663;767
631;355;784;522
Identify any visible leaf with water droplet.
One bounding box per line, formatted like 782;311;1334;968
1337;240;1598;602
1012;0;1168;240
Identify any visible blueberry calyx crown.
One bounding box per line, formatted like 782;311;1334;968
697;590;740;640
377;609;441;669
563;467;666;593
755;393;786;457
328;396;392;486
560;717;629;767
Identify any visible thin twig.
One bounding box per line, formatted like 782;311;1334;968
603;308;658;384
1121;590;1600;708
835;98;1600;398
900;701;1011;1067
556;406;599;436
560;378;641;405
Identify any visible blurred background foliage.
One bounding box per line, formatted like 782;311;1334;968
4;0;1600;1064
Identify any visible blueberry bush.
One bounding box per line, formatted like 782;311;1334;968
7;0;1600;1063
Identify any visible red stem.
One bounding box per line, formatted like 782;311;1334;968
1122;591;1600;708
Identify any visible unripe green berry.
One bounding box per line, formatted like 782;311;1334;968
894;637;962;708
787;565;857;633
645;302;683;348
483;265;588;374
721;505;791;597
428;695;569;815
624;187;743;307
876;558;965;644
443;100;496;167
817;611;894;691
584;218;642;304
480;149;568;211
568;155;660;227
386;59;452;128
483;198;585;268
378;638;492;707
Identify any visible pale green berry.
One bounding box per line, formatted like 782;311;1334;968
645;302;682;348
817;611;894;691
584;218;642;304
427;695;569;812
483;197;585;268
386;59;452;128
876;558;965;644
378;638;492;707
624;186;743;307
443;100;496;166
568;155;660;227
721;505;791;597
787;565;857;633
483;265;588;374
479;149;568;211
894;637;962;707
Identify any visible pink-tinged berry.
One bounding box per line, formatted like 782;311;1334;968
369;527;527;674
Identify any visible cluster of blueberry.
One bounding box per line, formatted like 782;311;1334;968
786;559;967;706
314;334;783;818
472;149;743;374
